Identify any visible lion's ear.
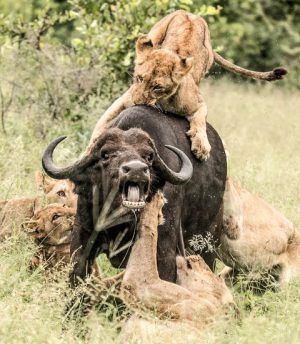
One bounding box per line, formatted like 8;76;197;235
35;171;45;191
23;226;38;234
35;170;54;192
179;56;194;74
136;34;153;62
176;256;187;270
22;219;39;234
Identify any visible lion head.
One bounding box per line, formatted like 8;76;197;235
132;35;194;106
35;171;77;208
25;204;75;247
24;204;75;268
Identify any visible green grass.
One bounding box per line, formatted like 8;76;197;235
0;80;299;343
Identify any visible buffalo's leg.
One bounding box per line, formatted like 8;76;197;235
156;185;183;283
69;192;97;286
65;211;96;318
184;203;222;272
70;221;93;286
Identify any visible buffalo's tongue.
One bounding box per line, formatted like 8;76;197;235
127;185;140;202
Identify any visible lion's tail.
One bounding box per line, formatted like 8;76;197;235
213;51;287;81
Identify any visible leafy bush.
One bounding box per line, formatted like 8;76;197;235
67;0;221;85
0;0;298;133
65;0;299;88
0;42;112;133
207;0;300;88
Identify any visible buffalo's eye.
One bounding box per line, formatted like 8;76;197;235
135;75;144;83
101;152;110;161
52;214;61;221
145;153;154;163
57;190;66;197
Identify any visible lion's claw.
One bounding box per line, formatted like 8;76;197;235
190;133;211;160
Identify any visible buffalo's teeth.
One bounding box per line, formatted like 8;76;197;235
122;200;146;209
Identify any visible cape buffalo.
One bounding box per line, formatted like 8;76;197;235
42;105;227;284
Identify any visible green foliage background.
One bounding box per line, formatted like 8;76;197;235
1;0;299;87
0;3;299;342
0;0;298;133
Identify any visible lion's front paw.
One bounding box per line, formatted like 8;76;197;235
189;133;211;160
218;266;235;286
145;192;166;225
153;192;166;225
150;191;165;210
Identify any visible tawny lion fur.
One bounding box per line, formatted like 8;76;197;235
0;171;77;239
219;178;300;288
121;192;236;330
88;10;287;160
35;171;77;209
24;204;75;268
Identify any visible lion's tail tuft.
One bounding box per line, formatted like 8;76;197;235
270;67;288;81
213;52;288;82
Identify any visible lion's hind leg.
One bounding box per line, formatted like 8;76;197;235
222;178;244;240
280;232;300;288
176;255;236;311
219;266;239;287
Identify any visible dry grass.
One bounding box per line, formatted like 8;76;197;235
0;80;299;343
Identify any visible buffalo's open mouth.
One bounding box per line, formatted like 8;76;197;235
122;181;147;209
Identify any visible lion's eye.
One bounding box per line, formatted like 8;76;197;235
52;214;60;221
57;190;66;197
136;75;144;83
153;85;164;93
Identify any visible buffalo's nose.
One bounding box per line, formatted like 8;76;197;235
120;160;149;176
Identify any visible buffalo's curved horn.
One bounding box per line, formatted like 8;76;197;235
155;145;193;185
42;136;94;179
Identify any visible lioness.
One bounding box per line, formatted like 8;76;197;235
88;10;287;160
218;178;300;288
0;172;77;239
121;192;236;330
176;255;236;311
122;254;236;340
24;204;75;268
35;171;77;209
0;198;39;239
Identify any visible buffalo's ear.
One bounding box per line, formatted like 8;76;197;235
136;34;153;63
178;56;194;75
